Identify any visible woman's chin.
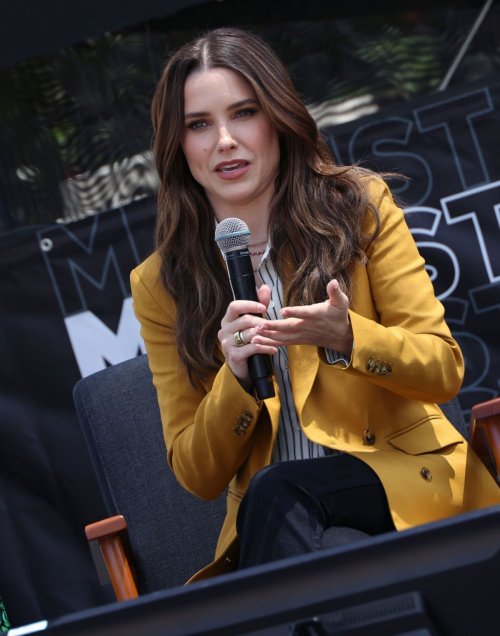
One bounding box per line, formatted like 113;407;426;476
210;189;262;209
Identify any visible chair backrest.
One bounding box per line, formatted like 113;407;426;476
438;397;467;438
73;354;227;594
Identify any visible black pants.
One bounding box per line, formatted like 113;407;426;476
236;454;396;569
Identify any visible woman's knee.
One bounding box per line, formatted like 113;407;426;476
238;462;302;526
243;463;290;505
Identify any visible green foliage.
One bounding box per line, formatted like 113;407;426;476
0;596;10;632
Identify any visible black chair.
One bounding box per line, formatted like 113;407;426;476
73;354;499;601
74;354;226;598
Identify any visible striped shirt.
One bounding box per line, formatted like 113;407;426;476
255;243;349;462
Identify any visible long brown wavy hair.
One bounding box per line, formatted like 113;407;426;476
151;27;380;385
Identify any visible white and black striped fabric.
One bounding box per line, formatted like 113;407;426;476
255;244;349;462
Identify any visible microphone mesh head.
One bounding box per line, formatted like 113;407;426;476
214;217;251;254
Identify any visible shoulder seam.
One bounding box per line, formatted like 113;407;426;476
131;268;175;323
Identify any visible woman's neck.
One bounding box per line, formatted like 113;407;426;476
209;192;272;245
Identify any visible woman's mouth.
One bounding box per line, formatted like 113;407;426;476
215;161;250;180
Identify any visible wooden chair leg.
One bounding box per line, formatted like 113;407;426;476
99;534;138;601
86;515;139;602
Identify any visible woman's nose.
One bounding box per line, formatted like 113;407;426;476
217;126;237;151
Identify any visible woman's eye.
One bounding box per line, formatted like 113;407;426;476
235;109;256;118
187;109;257;130
188;120;207;130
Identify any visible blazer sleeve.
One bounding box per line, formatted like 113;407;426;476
323;179;464;403
130;266;264;500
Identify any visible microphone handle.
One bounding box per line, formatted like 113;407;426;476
225;248;275;399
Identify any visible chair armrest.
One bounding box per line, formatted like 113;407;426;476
85;515;139;601
469;398;500;486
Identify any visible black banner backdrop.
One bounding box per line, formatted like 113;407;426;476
0;201;155;625
324;73;500;413
1;74;499;625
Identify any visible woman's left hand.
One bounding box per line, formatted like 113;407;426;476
252;279;353;354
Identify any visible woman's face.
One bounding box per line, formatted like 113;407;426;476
181;67;280;217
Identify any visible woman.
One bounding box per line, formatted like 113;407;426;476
131;28;500;582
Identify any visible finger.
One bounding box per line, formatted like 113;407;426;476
257;285;271;315
279;305;314;319
224;300;267;323
252;333;291;347
326;279;349;308
228;342;278;361
255;317;302;333
231;314;268;332
236;327;260;346
253;343;278;356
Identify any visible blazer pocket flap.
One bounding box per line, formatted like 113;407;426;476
386;417;464;455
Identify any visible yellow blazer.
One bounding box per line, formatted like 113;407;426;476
130;179;500;584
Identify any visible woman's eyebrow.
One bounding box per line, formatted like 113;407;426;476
184;98;259;120
227;98;259;111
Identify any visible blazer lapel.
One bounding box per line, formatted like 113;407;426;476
287;344;319;420
280;251;319;420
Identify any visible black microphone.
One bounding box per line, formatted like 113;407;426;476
215;218;275;399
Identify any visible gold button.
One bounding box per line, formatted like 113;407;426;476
366;358;375;371
363;429;376;445
421;467;432;482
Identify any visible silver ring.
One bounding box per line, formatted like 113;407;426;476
234;330;248;347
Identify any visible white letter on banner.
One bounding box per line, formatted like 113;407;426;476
65;296;146;378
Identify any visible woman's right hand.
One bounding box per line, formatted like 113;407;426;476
218;284;277;391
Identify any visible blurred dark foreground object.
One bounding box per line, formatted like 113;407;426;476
14;503;500;636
